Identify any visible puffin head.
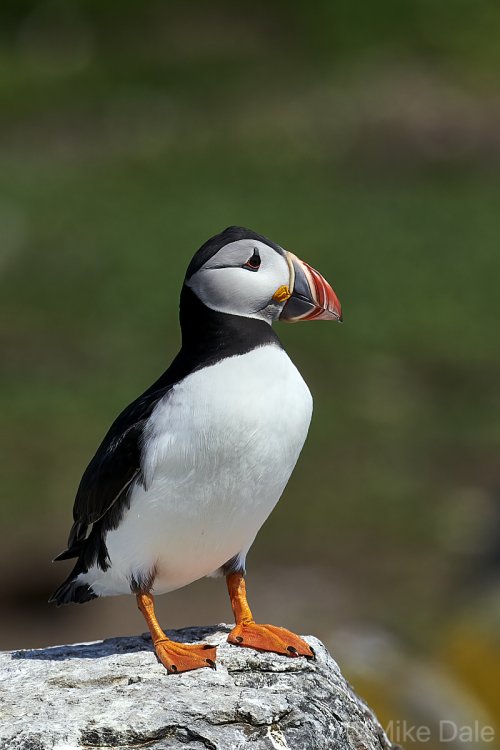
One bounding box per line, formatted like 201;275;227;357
185;226;342;324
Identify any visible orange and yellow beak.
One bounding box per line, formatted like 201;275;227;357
279;253;342;323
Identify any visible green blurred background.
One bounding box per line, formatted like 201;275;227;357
1;1;500;746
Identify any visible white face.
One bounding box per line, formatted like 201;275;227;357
186;239;290;322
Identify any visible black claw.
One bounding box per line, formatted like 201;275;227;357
202;644;214;650
170;664;178;673
309;646;316;659
235;636;244;643
205;658;216;669
287;646;299;656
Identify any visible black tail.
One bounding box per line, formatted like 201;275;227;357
49;569;97;606
50;522;103;605
52;544;82;562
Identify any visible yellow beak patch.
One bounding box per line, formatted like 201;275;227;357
273;285;292;303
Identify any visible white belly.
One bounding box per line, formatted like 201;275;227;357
82;345;312;596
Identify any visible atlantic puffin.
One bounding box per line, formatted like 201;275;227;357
50;226;342;674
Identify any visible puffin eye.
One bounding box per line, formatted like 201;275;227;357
243;248;261;271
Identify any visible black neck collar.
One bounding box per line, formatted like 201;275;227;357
148;286;282;394
180;285;280;358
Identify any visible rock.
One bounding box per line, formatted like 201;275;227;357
0;624;395;750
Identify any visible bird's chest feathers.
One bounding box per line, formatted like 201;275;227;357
141;345;312;497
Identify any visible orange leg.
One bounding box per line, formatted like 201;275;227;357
226;572;314;659
137;593;216;674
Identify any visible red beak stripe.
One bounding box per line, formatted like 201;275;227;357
299;261;343;321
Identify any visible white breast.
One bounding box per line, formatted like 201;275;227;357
83;345;312;597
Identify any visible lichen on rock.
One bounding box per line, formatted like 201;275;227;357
0;624;396;750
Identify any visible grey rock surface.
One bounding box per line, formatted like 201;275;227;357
0;624;395;750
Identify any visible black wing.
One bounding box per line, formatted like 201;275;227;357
54;384;172;562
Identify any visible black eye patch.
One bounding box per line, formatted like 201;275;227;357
243;248;261;271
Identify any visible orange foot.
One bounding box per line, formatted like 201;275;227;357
228;622;315;659
154;639;217;674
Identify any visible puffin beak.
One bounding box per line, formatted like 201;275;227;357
279;253;343;322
